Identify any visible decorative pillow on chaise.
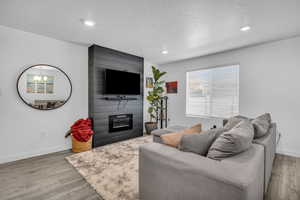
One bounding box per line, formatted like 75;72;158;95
207;120;254;160
161;123;202;148
179;128;225;156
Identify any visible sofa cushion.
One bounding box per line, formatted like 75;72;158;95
207;120;254;160
152;125;187;144
223;116;247;131
179;128;224;155
223;113;272;139
223;115;248;127
252;113;271;139
161;123;202;147
151;125;187;137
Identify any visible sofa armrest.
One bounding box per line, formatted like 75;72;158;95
253;122;277;193
139;142;264;200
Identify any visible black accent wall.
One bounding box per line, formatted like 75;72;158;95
88;45;144;147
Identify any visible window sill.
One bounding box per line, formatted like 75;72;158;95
185;114;224;120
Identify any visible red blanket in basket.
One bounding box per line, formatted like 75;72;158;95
71;118;94;142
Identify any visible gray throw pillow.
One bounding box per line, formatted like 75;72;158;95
207;120;254;160
179;128;225;156
223;116;246;131
252;113;271;139
223;115;249;127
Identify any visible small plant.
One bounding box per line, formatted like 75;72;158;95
147;66;166;122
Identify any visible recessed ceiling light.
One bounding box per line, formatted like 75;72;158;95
240;26;251;32
81;19;95;27
162;50;168;54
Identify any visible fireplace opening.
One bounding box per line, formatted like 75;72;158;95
109;114;133;133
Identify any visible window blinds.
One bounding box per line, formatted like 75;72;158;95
186;65;239;118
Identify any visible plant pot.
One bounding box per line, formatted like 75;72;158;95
145;122;158;135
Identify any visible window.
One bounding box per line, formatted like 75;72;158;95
27;74;54;94
186;64;239;118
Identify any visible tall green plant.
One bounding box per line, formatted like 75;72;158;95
147;66;166;122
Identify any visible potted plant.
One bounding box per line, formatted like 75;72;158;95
145;66;166;134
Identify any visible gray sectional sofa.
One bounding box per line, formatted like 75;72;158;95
139;122;277;200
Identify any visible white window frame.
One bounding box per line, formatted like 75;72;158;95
185;64;240;119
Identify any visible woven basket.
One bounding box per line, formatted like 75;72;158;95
72;135;93;153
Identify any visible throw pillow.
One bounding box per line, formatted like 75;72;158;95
252;113;271;138
223;115;249;127
223;117;245;131
207;120;254;160
161;123;202;148
179;128;225;155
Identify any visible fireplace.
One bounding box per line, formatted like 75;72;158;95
109;114;133;133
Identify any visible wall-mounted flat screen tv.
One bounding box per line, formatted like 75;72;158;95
104;69;141;95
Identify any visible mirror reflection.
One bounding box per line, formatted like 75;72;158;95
17;65;72;110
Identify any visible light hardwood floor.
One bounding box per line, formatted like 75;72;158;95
0;151;299;200
265;154;300;200
0;151;102;200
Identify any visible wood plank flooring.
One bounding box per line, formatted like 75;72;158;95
0;151;102;200
0;151;299;200
265;154;300;200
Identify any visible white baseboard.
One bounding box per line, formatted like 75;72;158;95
0;145;71;164
276;149;300;158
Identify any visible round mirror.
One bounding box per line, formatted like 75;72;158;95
17;64;72;110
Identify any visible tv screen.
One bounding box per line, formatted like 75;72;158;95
104;69;141;95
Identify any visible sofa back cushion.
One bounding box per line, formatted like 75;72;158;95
224;113;271;139
207;120;254;160
179;128;224;155
161;123;202;147
223;115;248;131
252;113;271;138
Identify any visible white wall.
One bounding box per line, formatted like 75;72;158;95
161;36;300;157
0;25;88;164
